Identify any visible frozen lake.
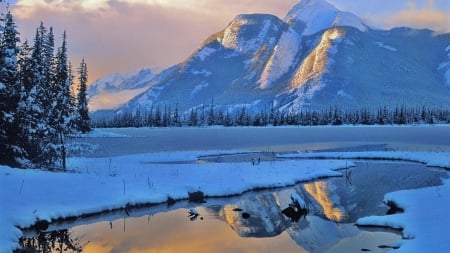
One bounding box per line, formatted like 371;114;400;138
76;126;450;157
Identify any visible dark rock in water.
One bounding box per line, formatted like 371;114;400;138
242;212;251;219
233;208;243;212
32;220;49;231
378;245;399;249
281;206;307;222
386;200;404;215
188;191;206;203
167;196;176;206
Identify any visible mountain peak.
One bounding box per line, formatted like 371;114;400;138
217;13;284;52
284;0;367;35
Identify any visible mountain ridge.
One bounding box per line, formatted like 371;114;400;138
89;0;450;119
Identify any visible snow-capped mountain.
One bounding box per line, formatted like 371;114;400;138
88;66;178;111
95;0;450;117
284;0;368;35
88;68;155;111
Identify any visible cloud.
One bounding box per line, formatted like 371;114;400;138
385;9;449;31
372;0;450;32
12;0;297;82
13;0;448;85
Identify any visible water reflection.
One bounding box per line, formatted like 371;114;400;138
304;181;344;222
19;162;448;253
18;229;82;253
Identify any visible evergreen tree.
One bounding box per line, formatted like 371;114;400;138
76;58;90;133
154;105;162;127
173;101;181;127
208;97;215;126
50;30;74;169
17;26;51;167
0;10;21;166
147;104;154;127
188;108;197;127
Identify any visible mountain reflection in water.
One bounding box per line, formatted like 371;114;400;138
303;181;344;222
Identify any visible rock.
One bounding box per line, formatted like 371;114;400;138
242;212;251;219
281;206;306;222
32;220;49;231
188;191;206;203
386;200;404;215
167;196;176;206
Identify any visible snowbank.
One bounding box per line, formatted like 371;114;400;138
357;179;450;252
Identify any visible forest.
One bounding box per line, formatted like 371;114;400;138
92;102;450;128
0;10;90;169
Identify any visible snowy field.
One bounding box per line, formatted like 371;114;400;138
1;126;450;253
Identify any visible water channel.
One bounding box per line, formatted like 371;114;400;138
19;160;449;253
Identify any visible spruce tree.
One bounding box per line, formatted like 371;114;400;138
16;26;50;167
76;58;91;133
208;97;215;126
0;10;21;166
52;31;75;169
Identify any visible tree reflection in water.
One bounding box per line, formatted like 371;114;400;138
17;229;83;253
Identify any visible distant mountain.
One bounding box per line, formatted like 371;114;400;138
92;0;450;118
88;66;178;111
88;68;155;111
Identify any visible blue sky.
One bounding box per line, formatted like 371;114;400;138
6;0;450;82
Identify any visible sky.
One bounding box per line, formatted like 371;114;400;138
4;0;450;83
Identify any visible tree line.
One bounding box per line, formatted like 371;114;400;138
92;101;450;128
0;10;90;169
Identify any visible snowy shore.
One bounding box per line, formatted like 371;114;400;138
1;126;450;252
0;152;350;253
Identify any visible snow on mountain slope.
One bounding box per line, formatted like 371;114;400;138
284;0;367;36
219;14;280;53
279;27;344;111
291;28;343;89
438;45;450;87
259;27;302;89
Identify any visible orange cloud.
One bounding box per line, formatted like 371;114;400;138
384;9;449;32
12;0;298;83
366;0;450;33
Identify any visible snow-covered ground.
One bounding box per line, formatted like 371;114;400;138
1;126;450;252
